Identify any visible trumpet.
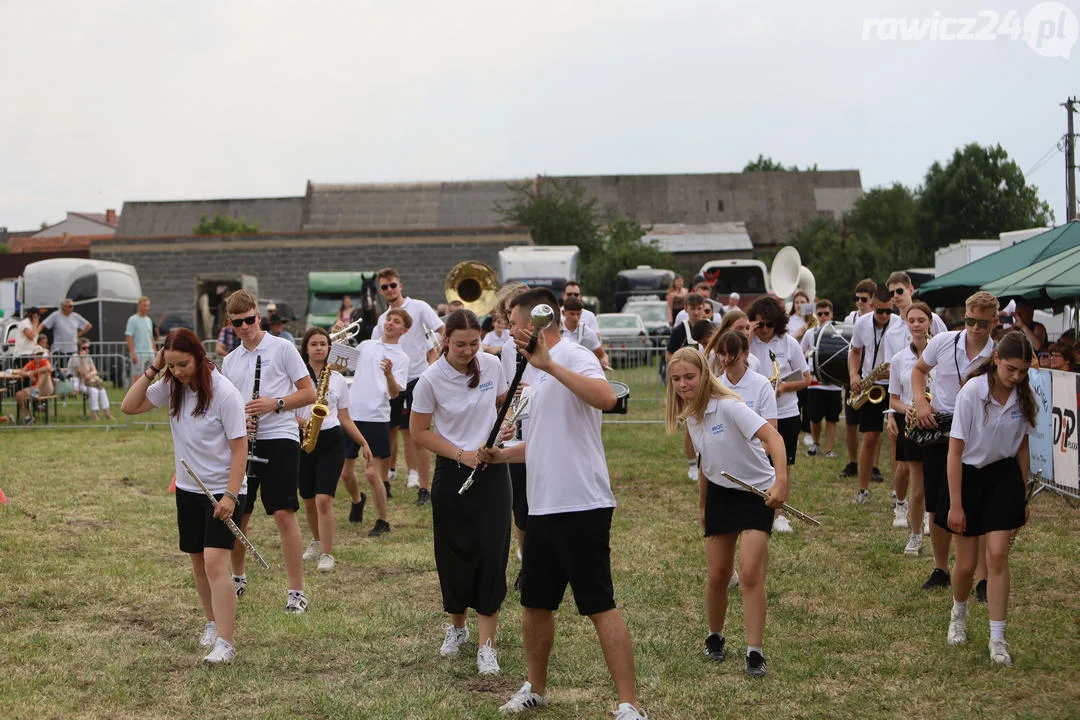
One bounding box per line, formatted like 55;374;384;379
330;320;363;344
848;362;890;409
422;323;442;353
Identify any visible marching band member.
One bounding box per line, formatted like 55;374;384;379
747;297;810;533
887;302;933;555
912;291;998;595
840;279;878;480
479;288;647;720
410;309;510;676
707;310;761;374
221;290;316;612
296;328;372;572
666;346;789;678
800;300;842;458
121;329;247;665
560;296;609;368
940;331;1036;665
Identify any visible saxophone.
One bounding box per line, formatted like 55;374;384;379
848;362;891;409
301;364;332;454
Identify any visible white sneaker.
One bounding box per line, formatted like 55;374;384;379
477;639;500;675
728;570;740;589
499;681;548;714
923;513;930;534
772;515;793;533
388;468;397;481
893;501;910;529
302;539;322;561
202;637;235;665
406;469;421;488
232;575;247;598
286;589;309;614
948;608;967;645
200;620;217;648
806;443;819;457
802;434;813;446
824;450;838;458
440;623;470;657
904;535;923;556
989;638;1012;665
612;702;648;720
317;553;335;572
687;464;699;482
854;489;870;505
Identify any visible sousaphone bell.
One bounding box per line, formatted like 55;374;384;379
445;261;499;316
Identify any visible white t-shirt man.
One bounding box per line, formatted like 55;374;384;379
687;397;775;492
524;339;616;515
720;369;778;422
348;339;410;423
748;334;808;419
146;370;249;495
371;297;444;381
412;352;505;451
951;374;1033;466
920;330;995;414
14;318;38;357
43;311;89;354
560;323;602;351
674;306;724;326
851;312;904;382
221;332;310;442
296;371;349;430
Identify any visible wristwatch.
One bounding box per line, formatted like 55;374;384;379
276;398;285;413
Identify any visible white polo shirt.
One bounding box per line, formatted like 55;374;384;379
887;346;922;407
146;370;248;496
370;297;444;381
14;318;37;357
221;332;310;442
687;396;775;492
560;323;601;351
348;339;409;422
43;311;89;354
296;370;348;430
675;308;724;326
720;368;777;422
748;333;807;419
482;329;511;350
921;330;995;414
887;310;948;351
951;374;1034;467
412;352;505;451
851;312;904;381
801;327;841;392
524;338;616;515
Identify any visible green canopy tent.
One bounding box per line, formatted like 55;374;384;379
915;222;1080;306
982;243;1080;308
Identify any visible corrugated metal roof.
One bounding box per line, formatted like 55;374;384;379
643;222;753;253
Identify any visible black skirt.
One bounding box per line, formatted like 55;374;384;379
431;456;512;616
933;457;1026;536
894;414;923;463
703;481;774;537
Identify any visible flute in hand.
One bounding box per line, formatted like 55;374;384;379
719;471;822;526
181;460;270;569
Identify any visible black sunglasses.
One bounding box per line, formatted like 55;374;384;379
964;317;991;328
855;295;870;303
565;292;581;297
230;315;258;328
816;311;831;317
890;287;906;296
380;282;399;291
874;308;893;316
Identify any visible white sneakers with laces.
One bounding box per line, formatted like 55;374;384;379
440;623;470;657
203;637;235;665
989;638;1012;665
904;535;923;556
499;682;548;714
200;621;217;648
406;469;421;488
302;539;322;561
728;569;740;589
893;501;910;528
948;607;968;645
772;515;793;533
317;553;335;572
477;638;500;675
611;702;648;719
854;489;870;505
286;589;309;614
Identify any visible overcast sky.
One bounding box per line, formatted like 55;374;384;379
2;0;1076;232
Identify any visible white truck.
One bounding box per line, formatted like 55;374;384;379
497;245;580;295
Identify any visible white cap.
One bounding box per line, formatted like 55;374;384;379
729;292;740;300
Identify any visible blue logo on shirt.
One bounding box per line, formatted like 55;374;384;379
1009;408;1023;421
478;380;494;392
711;423;725;435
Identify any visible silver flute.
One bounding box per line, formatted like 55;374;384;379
719;471;822;526
458;394;530;495
181;460;270;569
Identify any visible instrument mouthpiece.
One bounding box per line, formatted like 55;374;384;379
531;304;555;332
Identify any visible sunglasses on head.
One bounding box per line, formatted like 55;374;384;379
874;308;893;316
380;282;399;291
855;295;869;303
890;287;906;296
964;316;991;328
230;315;258;328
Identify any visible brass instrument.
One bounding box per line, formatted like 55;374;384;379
301;364;332;454
445;260;499;316
330;321;362;344
905;388;933;439
848;362;890;409
768;351;781;389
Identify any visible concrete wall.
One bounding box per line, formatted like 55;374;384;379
90;228;530;329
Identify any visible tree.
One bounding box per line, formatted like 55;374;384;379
193;213;261;236
493;177;602;263
787;217;891;318
915;143;1054;255
848;183;923;268
743;155;819;172
581;219;673;311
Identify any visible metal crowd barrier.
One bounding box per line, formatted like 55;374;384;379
602;346;668;424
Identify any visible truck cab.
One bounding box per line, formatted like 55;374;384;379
497;245;580;295
306;271;385;335
697;259;771;310
615;265;675;310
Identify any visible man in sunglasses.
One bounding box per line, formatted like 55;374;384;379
221;290;317;612
370;268;444;506
800;300;841;459
886;272;948;341
561;282;599;337
848;289;905;505
842;279;877;324
911;291;998;595
839;280;878;479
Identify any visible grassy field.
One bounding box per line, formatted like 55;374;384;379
2;421;1079;720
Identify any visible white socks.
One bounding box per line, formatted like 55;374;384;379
990;619;1007;641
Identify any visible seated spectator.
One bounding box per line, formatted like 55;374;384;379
1048;342;1080;372
69;339;114;421
15;339;54;424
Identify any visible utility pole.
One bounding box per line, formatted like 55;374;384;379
1066;96;1077;223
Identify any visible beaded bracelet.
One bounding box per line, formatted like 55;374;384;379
455;448;464;467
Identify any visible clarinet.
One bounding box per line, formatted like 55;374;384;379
246;355;268;477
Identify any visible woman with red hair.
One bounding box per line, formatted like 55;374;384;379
121;328;248;666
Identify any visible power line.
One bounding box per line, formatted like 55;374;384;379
1024;142;1061;178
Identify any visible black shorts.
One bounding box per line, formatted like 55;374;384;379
807;390;842;423
857;395;887;433
389;378;420;429
844;394;860;427
934;458;1026;536
777;416;800;466
176;488;246;553
346;420;390;459
921;443;947;514
704;481;774;537
893;415;923;463
521;508;616;616
299;426;345;498
243;438;300;515
509;461;528;532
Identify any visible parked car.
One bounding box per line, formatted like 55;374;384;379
158;310;195;336
596;312;650;368
621;297;671;347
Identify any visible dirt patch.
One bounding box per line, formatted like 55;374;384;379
461;675;521;694
65;517;111;530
